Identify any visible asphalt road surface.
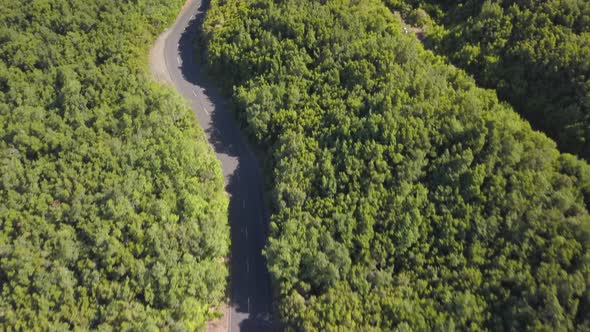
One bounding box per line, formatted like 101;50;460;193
155;0;274;330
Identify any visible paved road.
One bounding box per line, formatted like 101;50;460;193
156;0;274;330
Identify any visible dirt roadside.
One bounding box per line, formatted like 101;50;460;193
148;28;173;84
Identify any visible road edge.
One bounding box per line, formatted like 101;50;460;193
148;1;231;331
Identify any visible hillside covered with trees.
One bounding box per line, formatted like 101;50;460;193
203;0;590;330
0;0;228;330
388;0;590;161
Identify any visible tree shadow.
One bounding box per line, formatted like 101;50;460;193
175;1;276;331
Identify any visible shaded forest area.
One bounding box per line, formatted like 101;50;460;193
203;0;590;330
388;0;590;161
0;0;228;330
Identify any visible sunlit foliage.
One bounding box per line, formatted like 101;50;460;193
389;0;590;161
0;0;228;329
204;0;590;330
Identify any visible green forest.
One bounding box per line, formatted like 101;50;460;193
0;0;228;330
387;0;590;161
203;0;590;330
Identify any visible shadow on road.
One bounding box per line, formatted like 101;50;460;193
175;1;275;331
178;0;237;155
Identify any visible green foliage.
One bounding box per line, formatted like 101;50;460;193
204;0;590;330
393;0;590;161
0;0;228;329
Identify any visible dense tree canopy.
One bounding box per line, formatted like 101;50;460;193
204;0;590;330
0;0;228;330
388;0;590;161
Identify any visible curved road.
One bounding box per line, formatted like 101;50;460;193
151;0;274;331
